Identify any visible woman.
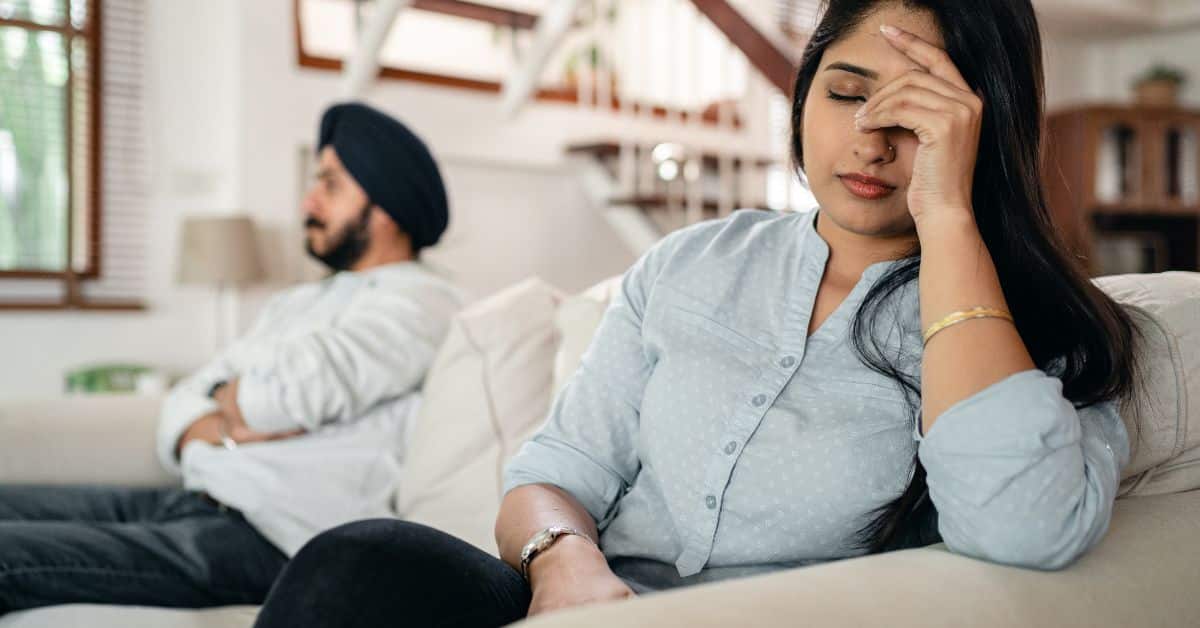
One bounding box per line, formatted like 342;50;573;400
254;1;1140;626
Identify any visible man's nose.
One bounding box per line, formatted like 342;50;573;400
301;186;320;217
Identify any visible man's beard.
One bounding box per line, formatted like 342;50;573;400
305;205;371;271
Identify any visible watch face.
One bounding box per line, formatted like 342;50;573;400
523;529;552;562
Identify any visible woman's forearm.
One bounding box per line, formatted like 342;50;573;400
916;213;1036;433
495;483;604;574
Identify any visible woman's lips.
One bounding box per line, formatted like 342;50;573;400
838;173;896;200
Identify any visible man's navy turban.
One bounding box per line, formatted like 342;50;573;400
318;102;448;251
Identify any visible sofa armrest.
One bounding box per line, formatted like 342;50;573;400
517;490;1200;628
0;395;176;487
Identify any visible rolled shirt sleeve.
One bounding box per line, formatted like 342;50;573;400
502;231;682;524
917;369;1130;570
155;295;288;475
235;279;461;434
156;359;234;476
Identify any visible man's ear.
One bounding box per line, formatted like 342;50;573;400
367;205;396;233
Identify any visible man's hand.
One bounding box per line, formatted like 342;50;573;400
175;411;225;456
174;379;307;458
212;379;247;431
213;379;306;444
526;535;635;617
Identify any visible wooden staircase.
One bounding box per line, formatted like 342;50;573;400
314;0;806;252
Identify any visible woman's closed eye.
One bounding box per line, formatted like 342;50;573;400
827;89;867;104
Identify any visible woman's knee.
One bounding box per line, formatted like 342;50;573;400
259;519;527;627
287;519;466;581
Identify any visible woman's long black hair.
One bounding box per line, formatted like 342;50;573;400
790;0;1143;552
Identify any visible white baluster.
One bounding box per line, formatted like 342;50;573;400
717;41;736;217
638;0;656;198
577;0;595;110
671;0;685;227
684;3;703;226
595;0;611;113
617;0;637;199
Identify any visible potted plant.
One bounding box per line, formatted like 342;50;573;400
561;4;620;98
563;41;619;98
1133;64;1187;107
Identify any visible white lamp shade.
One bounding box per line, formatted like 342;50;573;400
177;215;266;285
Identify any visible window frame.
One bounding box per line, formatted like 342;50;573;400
0;0;103;282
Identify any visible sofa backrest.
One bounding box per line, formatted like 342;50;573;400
395;277;563;554
1093;272;1199;495
398;270;1200;555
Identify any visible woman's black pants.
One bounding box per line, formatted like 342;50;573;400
253;519;531;628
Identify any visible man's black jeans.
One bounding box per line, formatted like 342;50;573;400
0;485;286;614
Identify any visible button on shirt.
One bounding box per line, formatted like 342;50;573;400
503;209;1129;591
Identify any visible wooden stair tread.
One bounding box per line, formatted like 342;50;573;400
566;141;777;169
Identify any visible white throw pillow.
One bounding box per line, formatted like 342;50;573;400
1094;272;1200;495
396;278;563;554
553;276;623;396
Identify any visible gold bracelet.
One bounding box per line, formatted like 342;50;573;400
922;307;1013;346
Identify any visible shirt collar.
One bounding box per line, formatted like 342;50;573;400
322;261;423;291
331;260;419;279
800;209;908;284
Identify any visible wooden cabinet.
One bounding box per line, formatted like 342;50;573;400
1044;105;1200;274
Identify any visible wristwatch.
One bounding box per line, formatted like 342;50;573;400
216;417;239;451
207;380;228;399
519;526;593;582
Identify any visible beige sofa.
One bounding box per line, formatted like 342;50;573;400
1;271;1197;627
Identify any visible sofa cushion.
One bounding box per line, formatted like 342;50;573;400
1094;272;1200;495
513;490;1200;628
552;276;623;395
396;278;563;555
0;395;174;487
0;604;257;628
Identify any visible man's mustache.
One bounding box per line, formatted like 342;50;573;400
305;217;324;229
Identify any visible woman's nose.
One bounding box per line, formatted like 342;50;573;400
852;130;897;166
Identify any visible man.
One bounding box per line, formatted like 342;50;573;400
0;102;463;613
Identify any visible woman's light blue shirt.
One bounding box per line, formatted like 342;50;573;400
504;209;1128;591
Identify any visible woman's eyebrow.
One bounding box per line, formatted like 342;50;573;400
823;62;879;80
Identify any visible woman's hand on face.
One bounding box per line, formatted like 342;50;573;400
854;23;982;232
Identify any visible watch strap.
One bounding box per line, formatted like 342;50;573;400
519;526;593;582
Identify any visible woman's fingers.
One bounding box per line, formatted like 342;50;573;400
879;23;971;91
856;85;974;132
855;100;955;144
857;69;980;120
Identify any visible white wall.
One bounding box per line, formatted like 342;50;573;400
1;0;778;398
24;1;1181;398
1042;25;1200;110
233;0;775;303
1042;34;1093;111
1079;27;1200;107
